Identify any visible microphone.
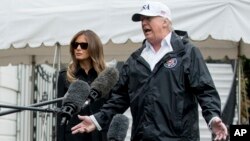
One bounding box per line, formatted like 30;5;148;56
83;67;119;108
60;80;90;125
107;114;130;141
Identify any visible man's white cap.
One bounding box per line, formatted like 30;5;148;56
132;1;172;22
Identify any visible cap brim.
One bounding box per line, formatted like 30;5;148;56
132;11;158;22
132;13;141;22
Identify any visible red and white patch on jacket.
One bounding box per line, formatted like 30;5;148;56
164;58;177;68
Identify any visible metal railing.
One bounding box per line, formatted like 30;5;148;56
33;64;57;141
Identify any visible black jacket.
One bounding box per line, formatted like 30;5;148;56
94;31;221;141
56;67;108;141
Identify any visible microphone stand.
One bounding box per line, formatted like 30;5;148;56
0;104;59;113
0;97;64;116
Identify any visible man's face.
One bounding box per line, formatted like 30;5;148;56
140;16;167;44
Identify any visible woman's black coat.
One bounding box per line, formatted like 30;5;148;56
56;67;108;141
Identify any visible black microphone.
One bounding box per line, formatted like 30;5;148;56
83;67;119;108
60;80;90;125
107;114;130;141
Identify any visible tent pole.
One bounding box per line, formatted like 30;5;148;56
237;40;242;124
53;42;61;71
57;42;61;72
54;42;61;141
54;42;61;96
30;55;36;141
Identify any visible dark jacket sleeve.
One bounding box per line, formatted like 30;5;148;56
94;63;130;128
187;46;221;124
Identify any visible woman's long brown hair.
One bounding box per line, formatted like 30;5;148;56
67;30;106;82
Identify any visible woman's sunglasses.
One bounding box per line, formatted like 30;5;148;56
72;42;88;50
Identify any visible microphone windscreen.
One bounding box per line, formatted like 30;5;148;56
62;80;90;112
91;67;119;98
107;114;129;141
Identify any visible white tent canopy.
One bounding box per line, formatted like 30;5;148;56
0;0;250;65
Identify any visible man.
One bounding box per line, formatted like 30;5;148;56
71;1;228;141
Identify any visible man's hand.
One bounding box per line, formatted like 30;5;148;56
71;115;96;134
211;117;228;141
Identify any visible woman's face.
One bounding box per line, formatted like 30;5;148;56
73;34;90;61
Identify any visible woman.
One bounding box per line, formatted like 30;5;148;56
56;29;108;141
